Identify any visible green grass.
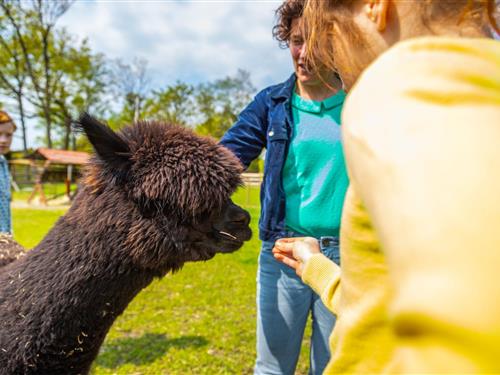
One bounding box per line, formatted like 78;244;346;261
11;185;313;374
13;208;66;249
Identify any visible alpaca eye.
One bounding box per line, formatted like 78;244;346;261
138;199;164;219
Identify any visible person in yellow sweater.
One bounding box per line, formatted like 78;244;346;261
273;0;500;373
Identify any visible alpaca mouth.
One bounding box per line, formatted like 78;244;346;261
217;230;243;247
218;231;238;241
213;230;245;252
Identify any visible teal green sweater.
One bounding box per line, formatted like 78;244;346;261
282;90;348;237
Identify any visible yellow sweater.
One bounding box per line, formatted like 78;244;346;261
302;36;500;373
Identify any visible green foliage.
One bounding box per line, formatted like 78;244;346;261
0;1;111;150
106;57;151;128
11;186;313;374
0;2;30;151
142;81;195;126
2;3;259;151
194;69;255;140
49;34;110;149
105;69;256;143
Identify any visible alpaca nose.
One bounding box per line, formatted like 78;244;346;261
232;209;250;227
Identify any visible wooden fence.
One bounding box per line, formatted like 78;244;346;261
241;173;262;206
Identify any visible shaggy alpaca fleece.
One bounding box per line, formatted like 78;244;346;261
0;114;251;374
0;234;25;268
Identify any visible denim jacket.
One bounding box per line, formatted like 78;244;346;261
220;74;296;241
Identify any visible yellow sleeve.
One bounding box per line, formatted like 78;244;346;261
342;37;500;372
302;253;341;315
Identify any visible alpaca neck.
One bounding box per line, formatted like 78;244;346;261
0;192;160;374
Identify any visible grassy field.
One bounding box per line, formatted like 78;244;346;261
12;186;313;375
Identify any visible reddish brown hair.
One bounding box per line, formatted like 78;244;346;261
272;0;306;47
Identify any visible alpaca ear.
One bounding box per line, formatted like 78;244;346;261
73;112;131;172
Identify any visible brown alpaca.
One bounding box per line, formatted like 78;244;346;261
0;234;25;268
0;113;252;374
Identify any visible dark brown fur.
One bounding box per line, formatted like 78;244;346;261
0;114;251;374
0;234;25;268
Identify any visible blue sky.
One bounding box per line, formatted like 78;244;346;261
11;0;293;149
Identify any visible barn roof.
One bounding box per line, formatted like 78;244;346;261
31;148;90;165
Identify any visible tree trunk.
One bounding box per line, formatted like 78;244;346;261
43;107;52;148
16;92;28;152
63;116;71;150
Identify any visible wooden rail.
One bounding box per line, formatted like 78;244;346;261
241;173;263;186
241;173;262;206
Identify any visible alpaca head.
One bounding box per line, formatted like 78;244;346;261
74;113;252;273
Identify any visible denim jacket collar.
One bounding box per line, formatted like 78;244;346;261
270;73;296;103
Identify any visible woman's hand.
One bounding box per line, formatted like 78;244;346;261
272;237;321;277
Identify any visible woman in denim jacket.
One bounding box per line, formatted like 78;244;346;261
220;1;348;373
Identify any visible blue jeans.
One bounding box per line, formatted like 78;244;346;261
255;237;340;375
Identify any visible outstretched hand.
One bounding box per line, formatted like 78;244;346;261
272;237;320;277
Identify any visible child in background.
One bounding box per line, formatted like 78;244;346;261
0;110;16;234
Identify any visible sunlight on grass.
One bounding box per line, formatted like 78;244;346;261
13;208;66;249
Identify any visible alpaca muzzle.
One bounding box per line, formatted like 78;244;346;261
218;231;238;241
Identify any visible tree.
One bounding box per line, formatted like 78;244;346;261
195;69;255;139
142;81;195;126
0;0;75;148
0;3;30;151
110;57;151;123
1;0;112;150
50;35;110;150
